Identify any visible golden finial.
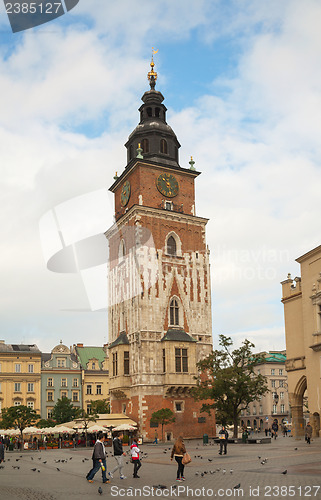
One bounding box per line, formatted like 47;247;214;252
148;48;158;89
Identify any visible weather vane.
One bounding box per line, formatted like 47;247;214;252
148;48;158;89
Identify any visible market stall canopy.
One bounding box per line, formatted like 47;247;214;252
63;413;137;430
113;424;137;431
22;427;44;434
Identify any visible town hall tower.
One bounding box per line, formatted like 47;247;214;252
105;58;215;440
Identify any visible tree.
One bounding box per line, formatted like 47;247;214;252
90;399;110;414
75;409;98;447
193;335;269;438
52;397;79;424
150;408;175;441
36;418;56;428
0;405;40;441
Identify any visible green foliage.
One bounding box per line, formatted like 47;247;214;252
0;405;40;437
90;399;110;414
192;335;269;437
150;408;175;441
52;397;79;424
36;418;56;428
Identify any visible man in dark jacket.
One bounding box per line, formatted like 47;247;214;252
108;432;127;479
271;421;278;440
218;426;229;455
0;439;4;463
86;433;108;483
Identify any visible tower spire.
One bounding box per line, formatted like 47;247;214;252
148;48;158;90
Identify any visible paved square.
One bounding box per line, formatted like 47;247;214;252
1;435;321;499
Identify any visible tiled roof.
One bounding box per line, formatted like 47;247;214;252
75;346;107;369
0;343;41;353
108;333;130;349
161;329;197;342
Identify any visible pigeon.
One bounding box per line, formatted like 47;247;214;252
43;461;47;464
234;484;241;490
208;458;212;462
38;458;41;460
31;468;37;471
201;473;204;477
16;459;20;462
56;468;60;471
195;472;199;476
222;469;226;474
230;470;233;474
55;460;60;463
282;470;287;475
69;457;73;460
30;457;33;460
98;486;103;495
294;448;298;450
258;456;261;459
37;470;40;473
13;466;20;469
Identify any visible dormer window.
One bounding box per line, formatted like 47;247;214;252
165;201;173;211
160;139;168;154
142;138;149;153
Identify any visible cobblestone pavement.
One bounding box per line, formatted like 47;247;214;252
0;436;320;499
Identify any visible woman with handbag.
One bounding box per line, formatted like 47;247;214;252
170;436;188;481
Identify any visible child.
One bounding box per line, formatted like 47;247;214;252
130;439;141;478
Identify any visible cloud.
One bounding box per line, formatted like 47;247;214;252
0;0;320;353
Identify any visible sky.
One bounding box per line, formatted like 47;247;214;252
0;0;321;354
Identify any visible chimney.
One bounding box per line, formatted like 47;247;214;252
77;343;84;347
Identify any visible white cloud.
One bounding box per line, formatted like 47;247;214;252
0;0;320;353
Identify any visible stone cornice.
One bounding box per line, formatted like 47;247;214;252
105;204;208;238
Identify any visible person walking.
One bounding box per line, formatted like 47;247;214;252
305;422;313;444
86;433;109;484
170;436;187;481
271;421;278;440
152;430;158;444
130;438;141;478
0;438;5;463
108;432;127;480
218;426;229;455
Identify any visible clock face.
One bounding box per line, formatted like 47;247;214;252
120;180;131;206
156;173;179;198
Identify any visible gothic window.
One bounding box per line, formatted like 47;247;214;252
160;139;168;154
167;236;176;256
175;348;188;373
142;138;149;153
170;298;179;326
112;352;118;376
124;351;130;375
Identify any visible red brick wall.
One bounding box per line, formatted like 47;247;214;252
111;395;216;441
114;163;196;219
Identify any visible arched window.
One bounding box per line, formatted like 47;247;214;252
155;107;160;118
147;107;152;117
167;235;176;256
160;139;168;154
170;298;179;326
142;138;149;153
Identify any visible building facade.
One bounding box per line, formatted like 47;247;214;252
241;351;290;431
281;244;321;437
105;60;215;440
0;341;41;414
72;344;109;413
41;342;82;419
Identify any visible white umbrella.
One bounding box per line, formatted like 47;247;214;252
53;425;75;434
22;427;43;435
5;429;20;436
112;424;137;431
87;424;107;433
41;427;57;434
